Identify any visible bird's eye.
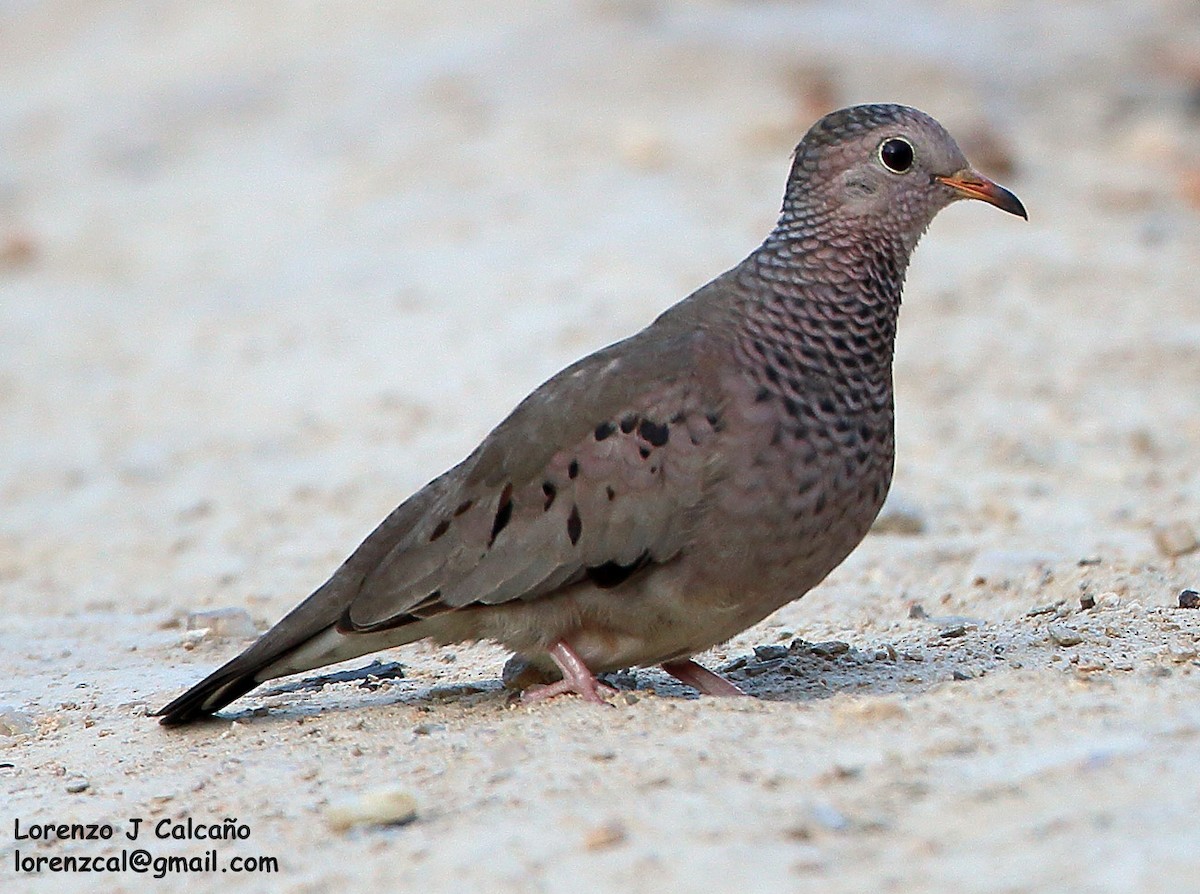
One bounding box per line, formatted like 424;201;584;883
879;138;914;173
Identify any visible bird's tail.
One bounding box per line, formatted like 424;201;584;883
154;577;421;726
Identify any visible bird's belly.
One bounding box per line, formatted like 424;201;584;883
456;560;764;673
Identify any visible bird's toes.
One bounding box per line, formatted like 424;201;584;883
519;677;618;706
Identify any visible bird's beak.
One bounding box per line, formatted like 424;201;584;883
935;169;1027;220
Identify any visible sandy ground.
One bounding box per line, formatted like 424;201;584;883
3;2;1200;891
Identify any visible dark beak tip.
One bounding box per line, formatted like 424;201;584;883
939;171;1027;221
997;187;1029;221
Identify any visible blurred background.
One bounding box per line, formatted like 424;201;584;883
3;5;1200;892
2;0;1198;625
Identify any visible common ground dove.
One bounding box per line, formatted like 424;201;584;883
157;104;1025;724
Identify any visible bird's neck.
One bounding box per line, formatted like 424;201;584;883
733;217;911;388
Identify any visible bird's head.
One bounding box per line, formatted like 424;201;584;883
782;104;1026;252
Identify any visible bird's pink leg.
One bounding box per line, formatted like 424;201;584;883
661;659;747;697
521;641;619;705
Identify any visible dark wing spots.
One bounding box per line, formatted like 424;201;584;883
638;419;669;447
755;386;771;403
638;446;651;460
594;421;615;441
429;519;451;542
783;396;800;417
605;486;615;501
620;414;639;434
586;551;652;588
542;481;557;510
489;484;514;547
568;460;579;480
705;412;724;432
567;505;582;545
454;499;474;516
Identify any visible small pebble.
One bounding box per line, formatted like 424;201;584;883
809;641;850;658
65;779;89;794
951;669;974;681
583;821;627;851
743;663;776;677
939;624;967;639
754;644;789;662
821;764;862;781
0;708;35;737
1048;624;1083;647
1167;645;1198;663
426;683;490;701
1026;601;1063;617
1079;595;1096;610
185;608;257;640
1153;521;1199;558
501;655;552;689
326;787;418;832
807;802;851;832
608;670;639;690
1178;590;1199;609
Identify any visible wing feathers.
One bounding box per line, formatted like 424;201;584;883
340;313;730;632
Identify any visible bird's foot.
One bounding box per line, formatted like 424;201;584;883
661;658;747;697
521;641;618;705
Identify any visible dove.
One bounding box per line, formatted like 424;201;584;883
157;103;1025;724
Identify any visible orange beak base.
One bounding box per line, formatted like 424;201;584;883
936;170;1027;219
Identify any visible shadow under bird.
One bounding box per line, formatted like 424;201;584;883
157;103;1025;725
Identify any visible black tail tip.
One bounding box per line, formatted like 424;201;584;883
154;673;261;727
153;697;215;727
